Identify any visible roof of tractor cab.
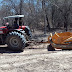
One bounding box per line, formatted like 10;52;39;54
3;15;24;19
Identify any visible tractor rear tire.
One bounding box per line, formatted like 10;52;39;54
6;31;26;51
47;44;55;51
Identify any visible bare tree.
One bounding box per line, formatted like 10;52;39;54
19;0;24;15
0;0;72;32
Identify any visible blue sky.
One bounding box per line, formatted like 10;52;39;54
0;0;2;6
0;0;2;2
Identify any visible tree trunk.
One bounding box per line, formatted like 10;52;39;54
20;0;23;15
46;15;50;31
42;0;51;34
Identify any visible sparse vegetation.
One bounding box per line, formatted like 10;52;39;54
0;0;72;32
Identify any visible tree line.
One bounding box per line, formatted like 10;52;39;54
0;0;72;32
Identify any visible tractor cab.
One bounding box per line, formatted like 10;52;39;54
0;15;26;34
2;15;32;40
3;15;25;29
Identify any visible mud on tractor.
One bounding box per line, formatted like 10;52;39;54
0;15;32;51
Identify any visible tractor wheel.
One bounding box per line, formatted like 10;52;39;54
6;31;26;51
47;44;55;51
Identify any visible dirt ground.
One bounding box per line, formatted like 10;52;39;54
0;30;72;72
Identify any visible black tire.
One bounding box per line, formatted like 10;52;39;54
6;31;26;51
47;44;55;51
24;26;32;41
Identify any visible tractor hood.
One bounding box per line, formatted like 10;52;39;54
0;26;6;30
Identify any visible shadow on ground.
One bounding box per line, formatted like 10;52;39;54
0;46;22;53
27;47;46;49
47;46;72;51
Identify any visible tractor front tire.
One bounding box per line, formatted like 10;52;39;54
6;31;26;51
47;44;55;51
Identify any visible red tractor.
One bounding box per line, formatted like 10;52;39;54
0;15;32;51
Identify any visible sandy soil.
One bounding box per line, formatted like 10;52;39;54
0;30;72;72
0;44;72;72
